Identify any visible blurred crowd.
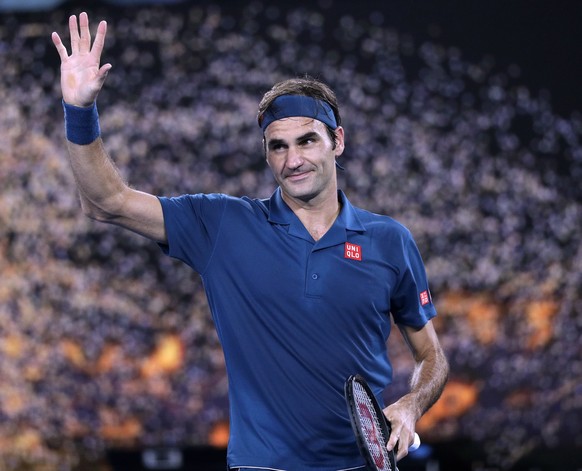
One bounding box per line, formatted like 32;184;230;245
1;2;581;470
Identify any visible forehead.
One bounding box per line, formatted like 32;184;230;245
264;117;327;140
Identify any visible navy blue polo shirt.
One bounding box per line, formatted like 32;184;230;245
158;188;436;471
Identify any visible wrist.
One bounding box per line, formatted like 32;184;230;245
394;393;424;422
63;100;101;145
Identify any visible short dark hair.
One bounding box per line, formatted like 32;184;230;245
258;76;342;148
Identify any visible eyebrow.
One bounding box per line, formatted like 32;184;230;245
267;131;320;149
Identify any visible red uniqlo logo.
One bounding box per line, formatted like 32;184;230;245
420;290;430;306
344;243;362;261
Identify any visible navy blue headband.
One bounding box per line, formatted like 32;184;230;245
259;95;338;131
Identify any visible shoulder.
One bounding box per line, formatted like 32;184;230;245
352;205;413;241
158;193;270;218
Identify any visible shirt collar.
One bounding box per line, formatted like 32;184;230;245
267;187;366;234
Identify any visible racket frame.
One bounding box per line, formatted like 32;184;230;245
344;374;397;471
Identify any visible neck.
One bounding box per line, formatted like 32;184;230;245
283;189;341;241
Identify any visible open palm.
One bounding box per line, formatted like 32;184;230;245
52;12;111;107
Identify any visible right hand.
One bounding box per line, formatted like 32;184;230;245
51;12;112;107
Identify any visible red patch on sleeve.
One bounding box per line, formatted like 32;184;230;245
420;290;430;306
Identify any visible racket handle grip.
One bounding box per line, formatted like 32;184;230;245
409;432;421;452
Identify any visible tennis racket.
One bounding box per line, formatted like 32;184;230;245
344;374;420;471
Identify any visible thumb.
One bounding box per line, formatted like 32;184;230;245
98;63;112;78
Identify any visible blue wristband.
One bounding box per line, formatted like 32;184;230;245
63;100;101;145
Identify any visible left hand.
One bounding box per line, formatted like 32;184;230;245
383;398;418;461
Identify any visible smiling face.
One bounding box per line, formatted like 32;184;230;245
264;117;345;209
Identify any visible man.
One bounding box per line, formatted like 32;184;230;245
52;12;448;471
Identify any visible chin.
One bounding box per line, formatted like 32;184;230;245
289;189;319;202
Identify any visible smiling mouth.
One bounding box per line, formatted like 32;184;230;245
285;171;311;181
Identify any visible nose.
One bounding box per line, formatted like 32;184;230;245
286;145;304;170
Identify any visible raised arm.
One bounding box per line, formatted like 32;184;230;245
52;12;166;243
383;320;449;461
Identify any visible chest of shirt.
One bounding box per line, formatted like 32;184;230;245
206;219;400;318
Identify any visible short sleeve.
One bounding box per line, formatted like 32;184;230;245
390;231;437;328
157;193;227;274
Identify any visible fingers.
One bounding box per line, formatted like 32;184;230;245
391;432;406;461
391;432;420;461
91;20;108;61
64;12;106;57
79;12;91;54
386;424;419;460
386;423;400;452
51;32;69;61
69;14;80;54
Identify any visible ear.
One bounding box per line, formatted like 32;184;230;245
263;137;268;157
334;126;345;157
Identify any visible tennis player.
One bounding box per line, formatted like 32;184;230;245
52;12;449;471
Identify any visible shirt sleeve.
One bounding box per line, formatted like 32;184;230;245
390;230;437;328
157;193;227;274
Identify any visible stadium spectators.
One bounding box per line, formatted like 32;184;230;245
0;2;580;469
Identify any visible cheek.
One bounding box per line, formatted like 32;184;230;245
265;157;281;178
265;155;281;173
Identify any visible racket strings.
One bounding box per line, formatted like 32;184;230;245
353;382;393;471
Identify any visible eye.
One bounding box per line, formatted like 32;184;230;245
268;141;286;152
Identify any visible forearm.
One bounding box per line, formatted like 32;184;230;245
61;98;130;220
66;137;129;221
405;344;449;420
395;321;449;418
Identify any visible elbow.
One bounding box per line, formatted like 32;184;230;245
79;197;118;223
77;185;132;223
85;209;111;223
83;208;110;223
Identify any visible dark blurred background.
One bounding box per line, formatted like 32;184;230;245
1;1;581;470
